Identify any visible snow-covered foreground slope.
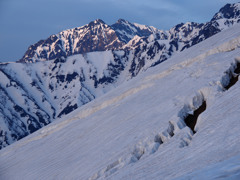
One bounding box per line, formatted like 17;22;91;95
0;24;240;179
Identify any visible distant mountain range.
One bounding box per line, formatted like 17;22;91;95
0;2;240;150
19;3;240;64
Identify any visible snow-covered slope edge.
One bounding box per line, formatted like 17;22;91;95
0;23;240;179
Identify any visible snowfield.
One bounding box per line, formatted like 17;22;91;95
0;24;240;180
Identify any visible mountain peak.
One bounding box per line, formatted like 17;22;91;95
93;19;106;24
211;2;240;21
115;19;129;24
111;19;158;43
88;19;107;27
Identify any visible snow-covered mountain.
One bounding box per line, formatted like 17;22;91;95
19;19;158;63
19;3;240;64
0;2;240;150
111;19;159;43
0;21;240;179
19;19;124;63
125;2;240;67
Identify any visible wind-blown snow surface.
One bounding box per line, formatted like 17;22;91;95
0;24;240;179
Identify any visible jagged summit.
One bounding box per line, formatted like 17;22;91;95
111;18;158;43
93;19;106;24
19;18;160;63
89;19;107;27
19;19;124;63
115;18;129;24
211;2;240;21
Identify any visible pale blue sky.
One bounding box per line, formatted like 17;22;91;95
0;0;239;62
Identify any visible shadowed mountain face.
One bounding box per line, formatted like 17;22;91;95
0;3;240;150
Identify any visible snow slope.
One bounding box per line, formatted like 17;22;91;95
0;23;240;179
